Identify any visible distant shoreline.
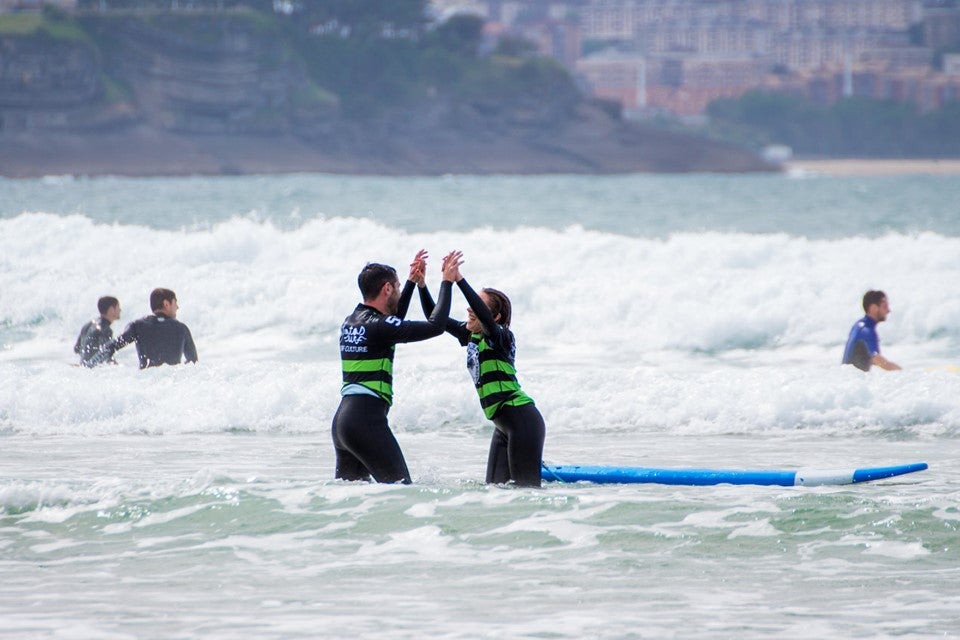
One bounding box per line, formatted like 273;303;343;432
785;158;960;176
0;123;775;178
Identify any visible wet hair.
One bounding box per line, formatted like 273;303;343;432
482;288;512;328
358;263;398;301
862;290;886;313
150;288;177;312
97;296;119;315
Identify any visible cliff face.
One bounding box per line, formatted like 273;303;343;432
90;15;336;135
0;12;776;176
0;13;335;135
0;34;109;130
0;36;99;108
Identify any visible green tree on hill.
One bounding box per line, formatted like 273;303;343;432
707;91;960;157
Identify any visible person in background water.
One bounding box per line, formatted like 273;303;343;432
842;290;901;372
332;250;461;484
90;288;198;369
412;253;546;487
74;296;121;368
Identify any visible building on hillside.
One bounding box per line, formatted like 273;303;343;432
575;49;647;110
768;27;912;70
646;52;769;115
859;46;933;70
575;49;769;116
945;53;960;76
634;19;773;57
921;5;960;51
581;0;919;42
521;18;582;67
764;64;960;111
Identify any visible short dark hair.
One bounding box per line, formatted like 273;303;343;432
862;290;886;313
482;288;512;328
150;288;177;312
97;296;119;315
358;263;397;301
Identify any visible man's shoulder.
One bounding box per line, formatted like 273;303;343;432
345;305;387;326
341;306;404;346
131;315;155;327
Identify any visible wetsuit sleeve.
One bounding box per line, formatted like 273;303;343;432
457;278;509;344
183;326;198;364
396;280;416;320
418;284;435;317
74;325;85;355
89;322;136;366
418;283;471;344
376;281;454;344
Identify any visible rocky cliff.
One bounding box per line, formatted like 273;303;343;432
0;11;776;176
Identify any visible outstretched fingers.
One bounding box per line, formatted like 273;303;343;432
409;249;428;285
441;250;464;282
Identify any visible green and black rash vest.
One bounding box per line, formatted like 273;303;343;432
418;278;534;420
339;279;453;406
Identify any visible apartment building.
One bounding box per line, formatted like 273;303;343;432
581;0;918;40
575;0;948;114
575;50;646;108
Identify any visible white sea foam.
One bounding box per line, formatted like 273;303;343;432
2;211;960;438
3;213;959;360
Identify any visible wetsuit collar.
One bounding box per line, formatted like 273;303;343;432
861;315;877;328
154;311;172;320
357;303;383;316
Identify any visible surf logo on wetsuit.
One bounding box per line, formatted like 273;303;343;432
466;342;480;384
341;325;366;345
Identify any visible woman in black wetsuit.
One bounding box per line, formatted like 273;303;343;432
413;254;546;487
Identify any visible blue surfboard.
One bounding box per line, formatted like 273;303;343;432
541;462;928;486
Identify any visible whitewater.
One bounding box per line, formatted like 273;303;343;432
2;172;959;638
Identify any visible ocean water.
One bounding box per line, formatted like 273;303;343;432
2;172;959;639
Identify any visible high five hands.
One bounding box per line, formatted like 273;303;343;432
408;249;428;287
441;250;463;282
409;249;463;285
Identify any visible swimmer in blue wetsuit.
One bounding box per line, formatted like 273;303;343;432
332;250;462;484
842;290;901;371
412;254;545;487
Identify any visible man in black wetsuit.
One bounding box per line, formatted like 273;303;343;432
91;288;198;369
332;250;461;484
74;296;121;367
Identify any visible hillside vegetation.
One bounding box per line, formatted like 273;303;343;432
0;5;773;176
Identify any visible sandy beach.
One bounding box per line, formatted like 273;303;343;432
786;158;960;176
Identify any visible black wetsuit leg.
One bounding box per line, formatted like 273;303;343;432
488;403;546;488
331;395;411;484
486;428;511;485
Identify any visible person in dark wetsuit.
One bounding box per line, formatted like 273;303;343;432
842;289;901;371
74;296;121;367
332;250;462;484
90;288;198;369
412;254;545;487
